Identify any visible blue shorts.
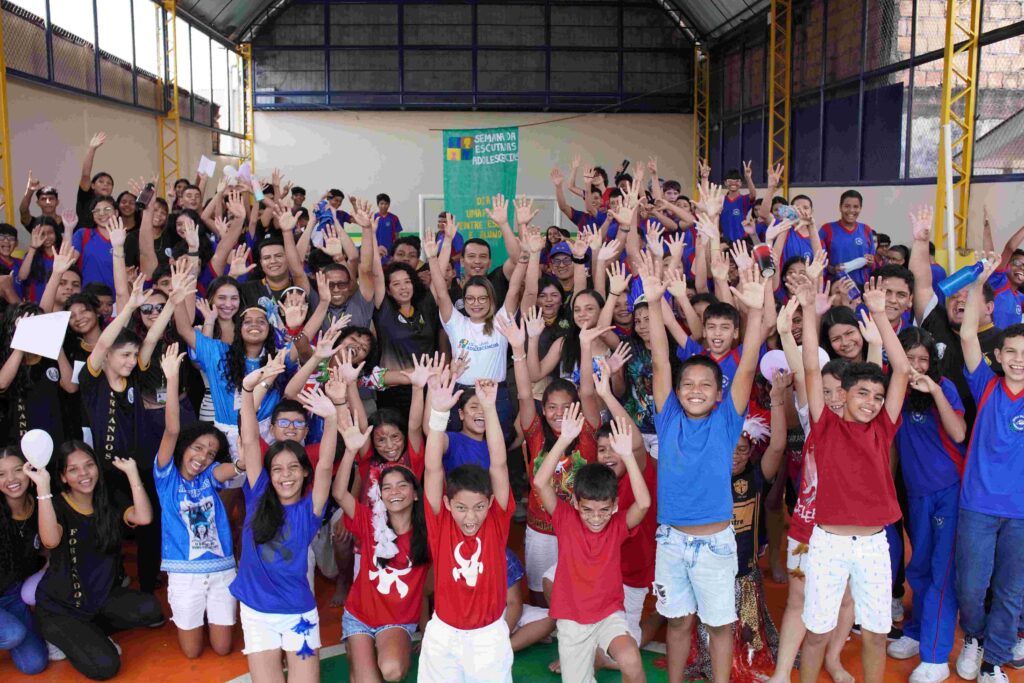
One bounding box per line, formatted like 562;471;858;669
653;524;738;626
342;609;417;641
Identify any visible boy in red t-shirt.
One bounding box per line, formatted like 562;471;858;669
797;278;910;683
420;371;515;683
535;407;652;683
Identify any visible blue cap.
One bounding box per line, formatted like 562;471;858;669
550;242;572;257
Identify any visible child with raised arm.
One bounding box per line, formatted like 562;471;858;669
535;408;651;683
644;245;769;683
953;256;1024;683
331;406;429;683
420;371;514;683
797;278;910;683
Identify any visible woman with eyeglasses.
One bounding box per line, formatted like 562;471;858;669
70;197;120;292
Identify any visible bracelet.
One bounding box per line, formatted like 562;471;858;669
232;461;244;476
511;353;527;362
610;289;624;297
36;494;53;501
293;331;308;343
332;401;348;406
242;386;254;393
571;255;587;265
770;401;785;408
187;250;200;257
428;408;451;432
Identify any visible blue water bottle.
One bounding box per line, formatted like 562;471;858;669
937;260;986;297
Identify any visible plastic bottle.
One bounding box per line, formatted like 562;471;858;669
937;260;986;297
752;243;776;277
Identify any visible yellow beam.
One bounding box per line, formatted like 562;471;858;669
692;44;709;196
767;0;792;197
933;0;981;252
238;43;255;173
0;10;14;224
156;0;181;194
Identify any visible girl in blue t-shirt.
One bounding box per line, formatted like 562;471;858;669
231;356;339;682
889;328;967;676
153;344;239;659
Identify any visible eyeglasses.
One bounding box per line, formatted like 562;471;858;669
464;295;490;305
0;235;17;243
92;206;115;215
139;303;165;314
327;280;350;290
275;418;307;429
550;256;572;266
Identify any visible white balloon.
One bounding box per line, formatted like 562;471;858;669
21;430;53;469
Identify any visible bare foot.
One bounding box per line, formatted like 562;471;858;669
548;659;561;674
826;662;854;683
771;563;789;584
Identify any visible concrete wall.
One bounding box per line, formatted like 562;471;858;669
253;110;693;232
9;77;231;233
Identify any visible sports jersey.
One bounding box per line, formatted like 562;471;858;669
988;270;1024;329
676;339;768;391
896;379;965;497
819;221;875;287
374;213;403;254
72;228;115;291
778;228;815;263
720;193;753;242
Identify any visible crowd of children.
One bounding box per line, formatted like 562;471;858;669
0;134;1021;683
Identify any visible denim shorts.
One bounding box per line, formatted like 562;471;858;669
342;609;417;641
653;524;738;626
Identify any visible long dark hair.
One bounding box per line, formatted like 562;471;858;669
249;441;312;546
115;190;139;226
820;306;863;361
338;326;379;376
560;289;605;377
376;466;429;568
384;262;428;308
225;310;276;392
0;447;34;550
27;217;62;286
899;327;942;413
539;379;582;452
54;442;121;554
173;424;231;472
367;409;408;464
0;302;45;395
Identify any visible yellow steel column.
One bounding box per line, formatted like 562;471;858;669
0;10;14;224
933;0;981;253
157;0;181;193
238;42;255;172
767;0;792;197
692;44;709;196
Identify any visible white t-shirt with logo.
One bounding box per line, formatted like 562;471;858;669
441;308;512;384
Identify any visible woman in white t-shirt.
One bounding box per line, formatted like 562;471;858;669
422;221;527;434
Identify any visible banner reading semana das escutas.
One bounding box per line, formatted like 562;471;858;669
442;127;519;264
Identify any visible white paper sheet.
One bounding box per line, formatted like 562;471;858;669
198;155;216;177
11;311;71;360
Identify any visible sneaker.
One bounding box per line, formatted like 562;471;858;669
888;626;904;641
888;635;921;659
892;597;905;622
46;642;66;662
1009;636;1024;669
909;662;950;683
108;637;122;656
956;637;985;680
978;665;1009;683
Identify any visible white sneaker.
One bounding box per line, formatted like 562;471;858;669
888;635;921;659
957;637;985;680
909;662;950;683
892;597;905;622
1010;636;1024;669
978;666;1009;683
46;642;66;661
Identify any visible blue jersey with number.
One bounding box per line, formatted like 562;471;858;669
820;221;875;287
719;194;753;242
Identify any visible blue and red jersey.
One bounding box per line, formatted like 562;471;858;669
897;377;965;497
719;193;753;242
819;221;875;288
374;212;403;254
988;270;1024;329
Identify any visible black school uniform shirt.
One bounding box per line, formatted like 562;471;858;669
732;462;765;577
0;357;65;447
37;494;128;617
0;507;42;593
919;300;1002;430
373;295;440;368
76;187;97;230
79;364;146;486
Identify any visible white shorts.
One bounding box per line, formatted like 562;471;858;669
167;569;237;630
419;615;513;683
524;527;558;592
239;603;321;655
514;604;550;632
786;536;810;578
623;585;648;645
802;526;891;635
557;611;631;683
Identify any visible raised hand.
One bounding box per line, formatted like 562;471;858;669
862;276;886;314
767;163;784;187
421;226;439;262
475;378;498;404
337;347;366;384
908;369;939;395
730;267;766;310
484;194;509;225
22;463;51;492
635;249;664;299
606;260;632;295
570;234;590;260
525;226;546;255
557;402;584;442
597;239;622;263
514;196;539;225
169;274;198;305
428;368;463;411
60;209;79;232
666;232;686;261
910;205;934;241
523;306;545;337
699;182;724;219
743;160;753;182
314;327;342;360
160;342;185;379
806;249;828;281
450;349;470;382
322;225;344;257
26;170;42;194
594;357;613;397
338;405;373;451
228;245;255;279
709;248;730;282
108;217;127;248
646;220;665;254
858;309;883;347
127;273;149;310
664;268;687;300
608;416;634;459
694;214;720;243
401;353;435;388
550;167;565;186
111;456;140;477
765;217;796;242
776;298;799;336
226;190;247;219
729;240;753;272
606;341;633;372
196;297;214;322
52;240;79;274
579;325;614;347
89;132;106;148
770;369;793;399
278;290;308;329
298;386;336;419
29;226;46;250
496;313;527;347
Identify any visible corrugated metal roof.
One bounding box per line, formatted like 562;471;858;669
666;0;771;40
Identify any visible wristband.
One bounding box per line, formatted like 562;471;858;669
332;401;348;406
571;255;587;265
36;494;53;501
242;386;254;393
511;353;526;362
428;408;451;432
610;289;625;297
187;250;200;257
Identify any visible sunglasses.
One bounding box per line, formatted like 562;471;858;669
275;418;307;429
139;303;165;314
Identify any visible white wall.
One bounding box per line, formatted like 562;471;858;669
253;110;693;232
8;78;231;234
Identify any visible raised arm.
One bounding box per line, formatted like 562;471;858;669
88;274;147;373
776;298;808;408
477;379;511;510
609;417;651;529
862;278;910;422
729;268;767;411
497;314;536;430
297;387;339;516
595;357;644;456
275;208;310;291
22;466;60;548
796;275;825;421
637;250;672;411
423;226;454;322
424;369;465;513
156;344;185;470
239;350;288;487
551;168;575;221
743;160;758;203
17;228;43;286
39;241;78;313
113;457;153;527
332;409;372;518
578;325;612;430
960;255;997;373
532;402;583;515
79;132;105;192
909;206;937;323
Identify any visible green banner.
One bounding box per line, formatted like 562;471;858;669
442;127;519;264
